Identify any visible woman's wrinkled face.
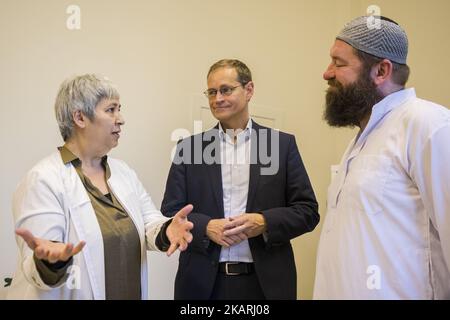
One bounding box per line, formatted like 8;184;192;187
85;98;125;153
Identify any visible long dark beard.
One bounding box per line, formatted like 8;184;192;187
323;72;384;128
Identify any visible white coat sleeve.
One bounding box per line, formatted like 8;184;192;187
129;168;170;251
411;122;450;273
12;168;68;290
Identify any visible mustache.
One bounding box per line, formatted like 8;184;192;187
327;79;341;88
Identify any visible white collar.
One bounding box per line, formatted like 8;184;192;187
218;118;253;142
357;88;416;144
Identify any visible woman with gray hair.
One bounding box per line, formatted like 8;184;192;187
8;74;194;300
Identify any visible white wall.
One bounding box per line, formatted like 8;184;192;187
1;0;449;299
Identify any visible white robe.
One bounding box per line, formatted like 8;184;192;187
314;89;450;299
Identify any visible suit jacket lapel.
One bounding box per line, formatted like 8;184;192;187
246;121;263;212
206;162;224;218
204;127;225;217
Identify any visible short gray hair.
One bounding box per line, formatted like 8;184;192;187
54;74;120;141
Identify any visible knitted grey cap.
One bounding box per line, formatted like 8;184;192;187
336;16;408;64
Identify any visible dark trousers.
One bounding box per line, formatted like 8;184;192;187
210;271;266;300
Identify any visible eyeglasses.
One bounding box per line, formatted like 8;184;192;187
203;85;242;98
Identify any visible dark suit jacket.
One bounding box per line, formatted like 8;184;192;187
161;121;319;299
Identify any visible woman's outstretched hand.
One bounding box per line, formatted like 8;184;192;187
16;228;85;263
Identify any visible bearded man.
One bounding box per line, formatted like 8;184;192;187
314;16;450;299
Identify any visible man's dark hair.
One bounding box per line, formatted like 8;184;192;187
354;48;410;87
207;59;252;86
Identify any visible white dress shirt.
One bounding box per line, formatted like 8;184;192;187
218;119;253;263
314;88;450;299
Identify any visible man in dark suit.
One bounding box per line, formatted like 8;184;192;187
161;59;319;300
